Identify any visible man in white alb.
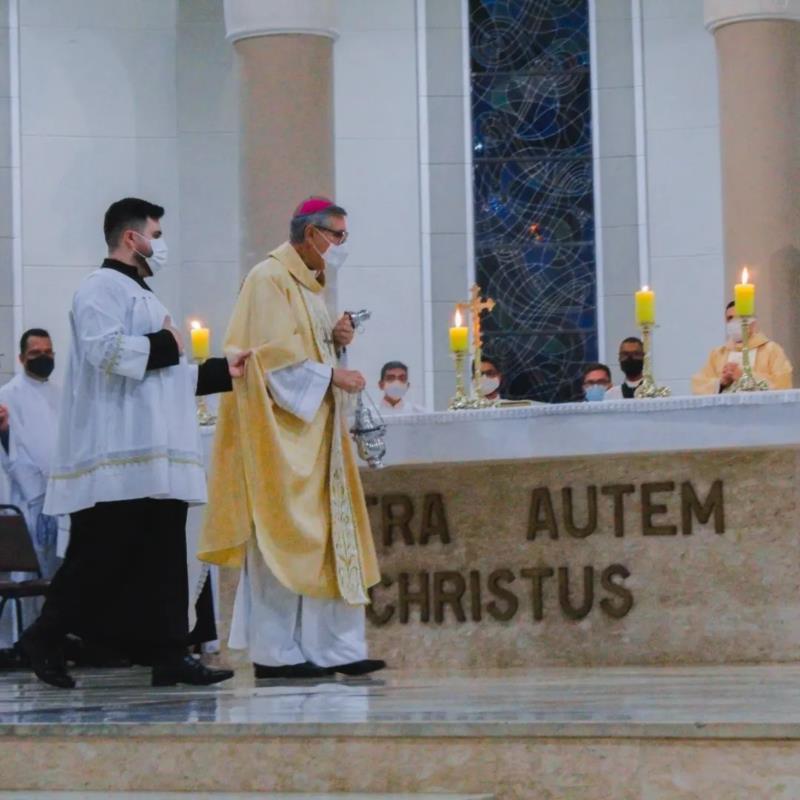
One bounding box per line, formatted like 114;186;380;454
378;361;428;415
19;197;247;689
0;329;61;649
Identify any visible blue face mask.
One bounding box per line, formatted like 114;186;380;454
584;385;607;402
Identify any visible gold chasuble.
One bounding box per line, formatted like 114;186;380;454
691;333;793;395
199;243;379;604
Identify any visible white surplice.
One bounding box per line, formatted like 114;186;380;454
44;268;207;516
228;359;368;667
379;396;428;415
0;373;62;646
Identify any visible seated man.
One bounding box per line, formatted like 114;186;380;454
0;329;62;651
378;361;427;414
477;355;503;402
581;363;612;402
605;338;644;399
692;301;792;394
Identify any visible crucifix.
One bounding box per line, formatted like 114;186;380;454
456;283;496;407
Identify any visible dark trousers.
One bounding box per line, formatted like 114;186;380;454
35;498;189;664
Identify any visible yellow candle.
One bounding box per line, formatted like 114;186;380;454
734;267;755;317
449;308;468;352
635;286;655;325
190;320;210;360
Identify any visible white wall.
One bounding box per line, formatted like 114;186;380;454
332;0;426;408
17;0;181;384
0;0;17;384
176;0;238;354
640;0;724;395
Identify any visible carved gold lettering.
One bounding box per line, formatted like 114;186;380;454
562;486;598;538
641;481;678;536
600;484;635;537
486;569;519;621
528;487;558;540
419;493;451;545
681;480;724;535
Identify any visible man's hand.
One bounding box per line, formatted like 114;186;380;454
162;316;184;355
332;314;355;349
227;349;252;378
0;404;8;433
720;362;743;387
332;368;366;394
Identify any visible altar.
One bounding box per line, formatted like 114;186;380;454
360;390;800;669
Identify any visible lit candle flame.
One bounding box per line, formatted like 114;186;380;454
741;267;749;285
642;285;649;292
190;319;202;330
454;308;463;327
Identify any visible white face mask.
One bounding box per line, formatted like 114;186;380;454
384;382;408;400
321;241;349;270
726;319;743;343
480;376;500;396
134;232;168;275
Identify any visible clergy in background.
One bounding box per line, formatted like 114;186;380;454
19;197;245;689
692;301;792;394
200;197;385;680
0;329;61;649
378;361;428;414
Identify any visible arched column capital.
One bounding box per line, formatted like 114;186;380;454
705;0;800;33
223;0;339;43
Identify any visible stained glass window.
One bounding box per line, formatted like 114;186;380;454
470;0;596;403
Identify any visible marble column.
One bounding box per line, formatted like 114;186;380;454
224;0;338;273
218;1;339;660
705;1;800;369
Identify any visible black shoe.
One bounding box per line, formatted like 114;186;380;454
0;645;29;670
329;659;386;676
254;661;332;680
18;627;76;689
151;655;234;687
63;638;131;669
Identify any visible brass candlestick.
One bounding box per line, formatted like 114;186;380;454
448;349;472;410
194;358;217;425
731;316;768;392
634;322;671;399
470;343;494;408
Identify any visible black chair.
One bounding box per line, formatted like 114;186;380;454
0;504;50;636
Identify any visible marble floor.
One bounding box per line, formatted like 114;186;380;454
2;662;800;739
0;795;492;799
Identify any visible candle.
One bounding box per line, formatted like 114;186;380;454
734;267;755;317
635;286;655;325
190;320;210;361
449;308;468;352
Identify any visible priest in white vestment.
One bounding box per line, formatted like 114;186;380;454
0;329;61;648
201;197;385;679
19;198;245;689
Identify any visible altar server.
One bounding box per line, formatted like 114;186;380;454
19;198;245;689
478;355;504;402
0;329;62;647
692;302;792;394
200;197;385;679
378;361;427;415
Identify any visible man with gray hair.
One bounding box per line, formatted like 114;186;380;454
201;196;385;679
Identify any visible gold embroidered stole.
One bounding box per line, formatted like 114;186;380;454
299;286;369;605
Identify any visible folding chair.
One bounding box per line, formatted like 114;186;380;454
0;504;50;636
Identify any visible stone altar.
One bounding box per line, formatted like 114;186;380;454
362;391;800;668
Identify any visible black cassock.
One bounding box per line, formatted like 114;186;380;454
35;356;232;664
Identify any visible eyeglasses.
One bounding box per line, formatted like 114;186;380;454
316;226;349;244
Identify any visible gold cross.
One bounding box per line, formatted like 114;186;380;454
457;283;495;352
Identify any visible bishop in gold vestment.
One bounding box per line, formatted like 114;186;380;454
692;303;792;395
199;198;384;679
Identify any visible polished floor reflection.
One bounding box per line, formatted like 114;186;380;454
2;663;800;738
